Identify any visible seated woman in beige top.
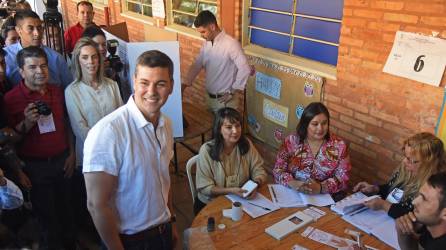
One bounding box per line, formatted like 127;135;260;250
195;107;267;214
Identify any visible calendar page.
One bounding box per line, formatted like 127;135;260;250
383;31;446;86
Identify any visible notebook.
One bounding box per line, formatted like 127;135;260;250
268;184;335;207
331;192;380;215
332;193;400;249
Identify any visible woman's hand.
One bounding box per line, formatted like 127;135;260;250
230;187;247;197
364;197;391;212
246;188;257;200
300;179;322;194
288;179;306;191
353;181;378;194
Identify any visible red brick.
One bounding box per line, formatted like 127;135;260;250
350;143;377;159
362;60;383;70
367;22;401;32
405;3;445;14
355;112;382;127
343;99;369;114
325;94;342;104
352;128;382;145
344;0;369;7
420;16;446;27
350;48;380;61
330;103;354;116
344;8;353;16
337;129;364;145
343;17;368;27
353;9;383;19
371;1;405;11
340;115;366;130
383;13;419;24
331;119;353;132
340;36;364;47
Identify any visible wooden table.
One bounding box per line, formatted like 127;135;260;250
173;102;213;173
189;186;394;250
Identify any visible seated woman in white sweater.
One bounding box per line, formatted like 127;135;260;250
195;107;267;214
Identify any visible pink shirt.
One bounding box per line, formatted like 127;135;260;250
185;31;251;94
273;133;351;194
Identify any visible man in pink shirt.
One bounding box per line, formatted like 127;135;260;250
64;1;94;55
183;10;251;113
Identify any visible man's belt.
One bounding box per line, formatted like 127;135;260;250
120;222;170;242
208;92;225;99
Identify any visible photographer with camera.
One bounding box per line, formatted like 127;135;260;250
82;25;131;102
3;46;76;249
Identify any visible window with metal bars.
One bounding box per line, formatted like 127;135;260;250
125;0;153;17
247;0;343;66
170;0;217;28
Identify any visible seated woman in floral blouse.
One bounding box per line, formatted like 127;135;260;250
273;102;351;198
354;132;445;219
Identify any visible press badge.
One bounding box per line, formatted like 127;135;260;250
386;188;404;204
226;175;238;188
37;114;56;134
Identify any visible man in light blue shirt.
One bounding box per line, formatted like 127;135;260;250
5;10;72;88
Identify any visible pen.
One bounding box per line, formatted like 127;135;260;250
349;206;368;217
247;202;271;211
271;186;278;203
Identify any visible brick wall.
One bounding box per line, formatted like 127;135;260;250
327;0;446;185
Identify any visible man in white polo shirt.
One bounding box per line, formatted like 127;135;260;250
83;50;177;249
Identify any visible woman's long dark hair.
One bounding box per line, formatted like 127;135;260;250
209;107;250;161
296;102;331;143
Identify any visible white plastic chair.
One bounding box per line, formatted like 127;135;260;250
186;155;199;205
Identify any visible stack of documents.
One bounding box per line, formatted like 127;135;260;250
333;193;400;249
331;192;380;215
268;184;335;207
226;193;280;218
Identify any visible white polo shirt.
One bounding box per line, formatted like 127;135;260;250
83;96;174;234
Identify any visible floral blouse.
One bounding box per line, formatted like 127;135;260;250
273;133;351;194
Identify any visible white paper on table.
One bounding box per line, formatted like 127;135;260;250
383;31;446;86
268;184;335;207
225;193;279;218
303;227;378;250
268;184;306;207
331;192;380;215
370;218;401;250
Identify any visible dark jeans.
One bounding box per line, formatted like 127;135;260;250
23;152;75;250
102;223;173;250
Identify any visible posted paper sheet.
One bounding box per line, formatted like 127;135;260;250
383;31;446;86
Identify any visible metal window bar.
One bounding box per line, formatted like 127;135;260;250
247;1;341;55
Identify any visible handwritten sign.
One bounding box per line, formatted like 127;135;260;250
383;31;446;86
263;99;288;127
152;0;166;18
255;72;282;99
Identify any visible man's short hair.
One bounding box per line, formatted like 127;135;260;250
135;50;174;80
17;46;48;69
427;172;446;210
77;1;93;11
82;25;105;39
14;10;40;26
193;10;217;28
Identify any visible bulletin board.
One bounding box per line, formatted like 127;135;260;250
246;56;324;148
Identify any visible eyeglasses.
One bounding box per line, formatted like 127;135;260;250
403;155;420;165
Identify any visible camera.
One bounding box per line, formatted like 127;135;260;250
106;39;123;73
34;100;52;116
